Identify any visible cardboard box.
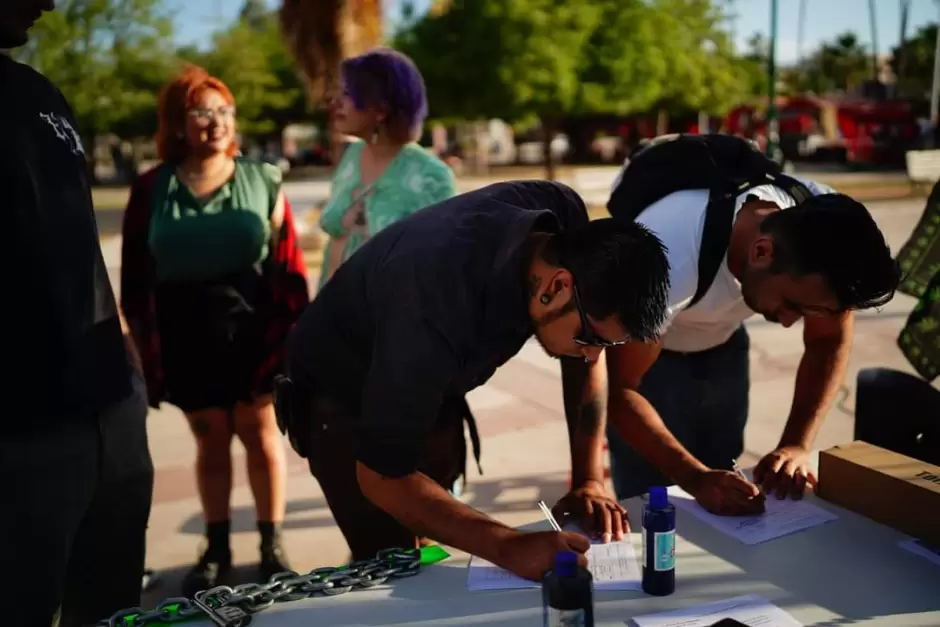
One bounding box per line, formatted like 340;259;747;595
817;441;940;546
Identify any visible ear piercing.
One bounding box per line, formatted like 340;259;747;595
540;294;551;304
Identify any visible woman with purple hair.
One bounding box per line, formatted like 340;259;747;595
318;47;456;289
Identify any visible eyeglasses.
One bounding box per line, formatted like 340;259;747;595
571;284;630;348
188;105;236;124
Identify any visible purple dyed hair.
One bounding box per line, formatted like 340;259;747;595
340;48;429;141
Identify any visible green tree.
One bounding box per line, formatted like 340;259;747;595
263;38;311;136
791;32;870;94
239;0;270;31
738;32;771;99
575;0;667;117
15;0;176;149
646;0;754;117
199;12;308;138
891;23;937;100
396;0;679;179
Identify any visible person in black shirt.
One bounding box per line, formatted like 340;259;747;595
281;180;671;581
0;2;154;625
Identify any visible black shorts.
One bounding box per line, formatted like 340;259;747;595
156;270;270;413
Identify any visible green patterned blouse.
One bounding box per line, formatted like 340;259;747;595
317;141;456;289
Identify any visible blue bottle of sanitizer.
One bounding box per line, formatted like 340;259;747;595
642;486;676;596
542;551;594;626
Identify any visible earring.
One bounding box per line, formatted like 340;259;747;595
540;294;551;304
371;126;379;144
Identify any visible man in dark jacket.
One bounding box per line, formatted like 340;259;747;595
283;180;673;581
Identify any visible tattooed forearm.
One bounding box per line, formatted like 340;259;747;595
562;357;606;434
561;356;608;486
574;397;603;434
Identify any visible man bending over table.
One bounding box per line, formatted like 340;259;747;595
565;136;900;516
279;180;671;580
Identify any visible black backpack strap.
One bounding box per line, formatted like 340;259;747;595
691;190;737;308
688;174;814;309
768;173;814;204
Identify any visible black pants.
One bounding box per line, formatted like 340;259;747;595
0;373;154;627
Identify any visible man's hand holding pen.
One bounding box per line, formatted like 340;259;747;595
683;460;766;516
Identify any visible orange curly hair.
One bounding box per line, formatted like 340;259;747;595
155;64;239;163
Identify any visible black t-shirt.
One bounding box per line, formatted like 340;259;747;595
0;54;132;431
286;180;589;477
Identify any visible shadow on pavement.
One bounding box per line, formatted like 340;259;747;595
178;497;333;535
174;472;571;536
141;563;263;609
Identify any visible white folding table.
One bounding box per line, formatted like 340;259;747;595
189;491;940;626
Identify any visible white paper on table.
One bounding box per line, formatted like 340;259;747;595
629;594;804;627
586;540;643;591
666;486;837;545
467;539;642;591
899;538;940;567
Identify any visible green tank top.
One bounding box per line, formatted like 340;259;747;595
148;158;281;282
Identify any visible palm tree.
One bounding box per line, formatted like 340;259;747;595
278;0;384;164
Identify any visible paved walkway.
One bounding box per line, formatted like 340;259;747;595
93;165;920;242
93;196;932;606
277;166;919;234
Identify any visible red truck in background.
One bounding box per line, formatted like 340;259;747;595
552;89;921;169
722;94;919;168
836;98;919;167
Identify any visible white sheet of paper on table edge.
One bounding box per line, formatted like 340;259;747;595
629;593;804;627
899;538;940;567
466;539;642;591
665;486;838;545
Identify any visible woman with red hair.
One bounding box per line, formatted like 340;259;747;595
120;65;309;594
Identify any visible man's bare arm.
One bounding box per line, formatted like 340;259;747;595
561;355;607;486
606;342;708;488
606;342;763;514
357;463;520;562
779;312;854;449
752;312;853;497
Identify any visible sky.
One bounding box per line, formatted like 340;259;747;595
166;0;940;64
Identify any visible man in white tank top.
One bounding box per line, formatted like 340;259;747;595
565;174;899;517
